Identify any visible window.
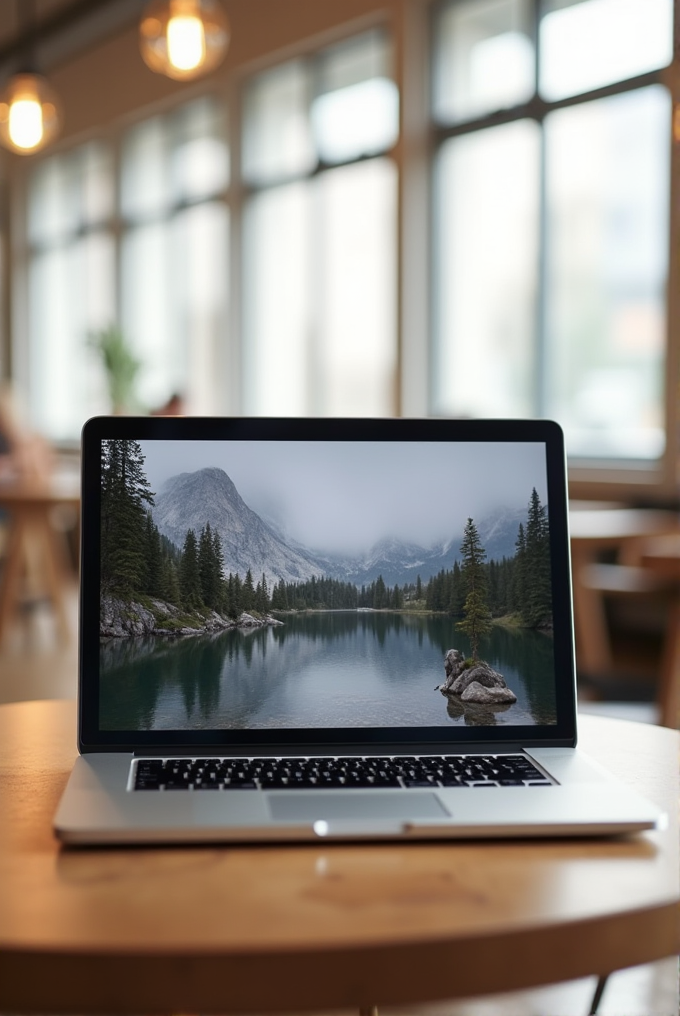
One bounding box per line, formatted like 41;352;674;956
12;3;677;494
120;100;229;413
242;31;399;416
25;143;115;439
432;0;673;465
22;97;228;438
543;86;669;460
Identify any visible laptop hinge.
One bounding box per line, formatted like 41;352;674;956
132;743;528;757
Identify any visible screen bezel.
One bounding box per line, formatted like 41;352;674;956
79;416;578;752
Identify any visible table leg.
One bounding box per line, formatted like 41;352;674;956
32;509;71;643
0;512;27;639
588;973;609;1014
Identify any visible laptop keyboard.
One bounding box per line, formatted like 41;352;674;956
133;754;553;791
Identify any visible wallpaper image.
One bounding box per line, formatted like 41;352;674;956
98;439;557;730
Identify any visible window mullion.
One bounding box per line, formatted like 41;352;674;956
535;117;548;419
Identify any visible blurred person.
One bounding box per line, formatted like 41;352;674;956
151;392;186;416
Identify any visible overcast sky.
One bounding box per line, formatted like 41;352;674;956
140;440;547;555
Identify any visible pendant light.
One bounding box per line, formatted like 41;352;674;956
0;1;62;155
139;0;230;81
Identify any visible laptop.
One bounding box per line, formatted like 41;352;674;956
54;415;665;844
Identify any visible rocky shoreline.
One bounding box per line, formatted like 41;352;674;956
100;595;283;640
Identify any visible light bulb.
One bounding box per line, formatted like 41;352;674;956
0;73;62;155
140;0;229;81
9;97;43;150
167;14;206;72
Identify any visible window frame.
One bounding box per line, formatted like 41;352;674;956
9;92;232;436
4;0;678;500
238;27;400;418
428;0;679;501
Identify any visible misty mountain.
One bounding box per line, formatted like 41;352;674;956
312;536;429;589
152;468;529;591
477;505;527;562
152;468;324;587
307;507;527;588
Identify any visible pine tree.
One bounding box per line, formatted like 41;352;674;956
456;516;492;660
523;488;552;627
230;573;243;616
198;523;223;610
487;559;500;616
179;529;203;611
373;575;387;609
241;569;255;612
145;513;164;598
211;529;226;611
496;557;511;616
255;573;269;613
100;439;155;597
226;573;237;617
271;580;286;610
512;522;527;615
449;559;465;615
163;558;181;605
426;569;449;611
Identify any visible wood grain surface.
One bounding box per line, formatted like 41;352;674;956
0;700;677;1014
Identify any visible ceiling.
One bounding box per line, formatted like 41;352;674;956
0;0;79;47
0;0;146;77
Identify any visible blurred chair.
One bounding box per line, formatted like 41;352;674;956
574;519;680;728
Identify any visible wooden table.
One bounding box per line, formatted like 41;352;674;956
0;700;677;1015
0;476;80;643
569;508;679;681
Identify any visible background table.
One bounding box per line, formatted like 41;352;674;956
0;700;677;1015
0;476;80;643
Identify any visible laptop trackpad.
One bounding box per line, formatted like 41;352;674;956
267;791;449;822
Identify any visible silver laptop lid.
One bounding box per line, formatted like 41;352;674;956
79;416;577;753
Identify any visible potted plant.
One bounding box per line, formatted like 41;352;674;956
88;326;142;414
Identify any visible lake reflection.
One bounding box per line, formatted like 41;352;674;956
99;612;558;730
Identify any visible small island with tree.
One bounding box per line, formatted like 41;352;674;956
436;491;551;708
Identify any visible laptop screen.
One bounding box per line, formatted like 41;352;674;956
80;418;577;749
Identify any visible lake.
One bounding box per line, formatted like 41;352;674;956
99;611;558;731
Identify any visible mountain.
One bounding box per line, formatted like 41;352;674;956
477;506;526;562
151;468;324;587
152;467;528;591
307;515;523;590
321;508;526;588
307;536;426;589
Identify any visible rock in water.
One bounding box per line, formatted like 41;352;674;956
439;648;517;704
460;681;517;704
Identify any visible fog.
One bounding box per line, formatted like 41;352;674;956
141;440;548;555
